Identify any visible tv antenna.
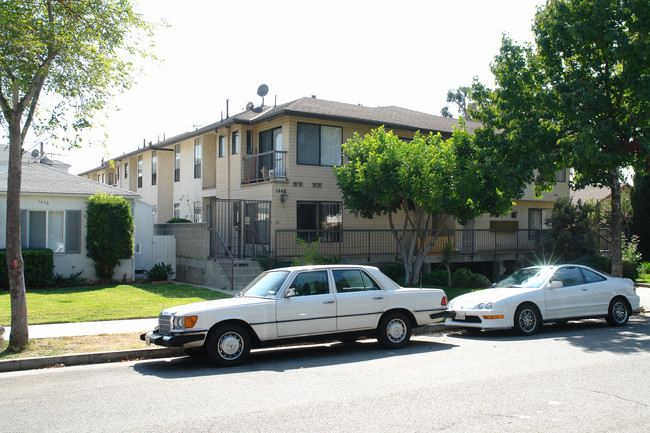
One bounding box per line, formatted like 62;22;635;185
257;84;269;106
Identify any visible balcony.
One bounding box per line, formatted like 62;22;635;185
242;150;287;184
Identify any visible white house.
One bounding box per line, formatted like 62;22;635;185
1;162;154;282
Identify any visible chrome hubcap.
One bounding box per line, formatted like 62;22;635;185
613;302;627;323
218;332;243;359
387;319;406;343
519;309;536;332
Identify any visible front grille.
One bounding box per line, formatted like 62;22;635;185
158;314;172;335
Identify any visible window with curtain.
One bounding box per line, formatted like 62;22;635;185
297;123;342;166
151;151;157;185
194;137;202;178
137;155;143;188
21;209;81;254
174;144;180;182
232;131;239;155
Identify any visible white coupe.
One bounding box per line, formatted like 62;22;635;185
445;264;641;335
142;265;449;366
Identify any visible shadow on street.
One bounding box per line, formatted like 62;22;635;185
447;314;650;354
132;337;456;379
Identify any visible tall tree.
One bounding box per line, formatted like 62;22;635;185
0;1;154;351
470;0;649;276
334;125;514;285
630;174;650;260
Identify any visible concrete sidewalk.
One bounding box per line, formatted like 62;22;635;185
4;318;157;339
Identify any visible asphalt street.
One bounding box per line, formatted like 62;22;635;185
1;315;648;433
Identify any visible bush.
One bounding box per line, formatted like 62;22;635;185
166;218;191;223
545;197;599;262
451;268;491;289
421;269;449;287
86;193;134;280
144;263;175;282
639;261;650;275
292;237;339;266
0;248;53;288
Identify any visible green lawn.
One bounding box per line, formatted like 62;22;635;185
638;273;650;284
0;284;232;326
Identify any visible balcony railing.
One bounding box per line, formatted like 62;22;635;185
242;150;287;184
273;229;556;260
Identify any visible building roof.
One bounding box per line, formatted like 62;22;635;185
0;162;139;198
1;145;71;172
79;97;480;175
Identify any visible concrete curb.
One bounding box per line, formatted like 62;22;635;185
0;347;184;373
0;324;453;373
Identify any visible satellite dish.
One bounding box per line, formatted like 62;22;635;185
31;149;39;158
257;84;269;97
246;102;254;111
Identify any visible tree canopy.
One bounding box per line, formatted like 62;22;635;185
0;0;154;351
335;125;514;284
470;0;649;276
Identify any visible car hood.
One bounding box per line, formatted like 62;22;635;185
162;296;274;316
450;287;536;306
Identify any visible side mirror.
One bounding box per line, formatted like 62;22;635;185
284;287;296;298
549;280;563;289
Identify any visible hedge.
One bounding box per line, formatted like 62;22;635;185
0;248;54;289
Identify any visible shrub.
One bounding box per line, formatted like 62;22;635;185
545;197;599;262
639;261;650;275
0;248;53;288
421;269;449;288
144;262;175;282
621;235;642;281
86;193;134;280
292;237;339;266
166;218;191;223
451;268;491;289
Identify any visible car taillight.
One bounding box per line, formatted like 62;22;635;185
441;296;448;306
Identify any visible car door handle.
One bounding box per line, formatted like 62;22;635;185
373;296;385;300
323;300;335;304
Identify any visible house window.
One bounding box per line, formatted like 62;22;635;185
151;151;157;186
173;203;180;219
296;201;342;242
194;138;202;178
528;209;543;240
218;136;225;158
193;201;202;223
555;168;566;182
246;130;253;154
117;165;120;181
101;173;105;184
96;175;100;182
20;209;81;254
124;162;128;178
232;131;239;155
108;173;114;185
297;122;342;166
174;144;180;182
259;127;282;174
137;155;143;188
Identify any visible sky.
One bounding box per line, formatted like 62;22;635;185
25;0;546;174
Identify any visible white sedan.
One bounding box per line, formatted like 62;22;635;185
445;264;641;336
142;265;449;366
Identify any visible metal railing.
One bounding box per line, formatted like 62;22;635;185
273;229;551;260
242;150;287;184
210;228;234;291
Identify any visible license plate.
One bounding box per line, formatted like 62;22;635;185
455;311;466;320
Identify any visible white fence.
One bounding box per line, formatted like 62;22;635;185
151;235;176;275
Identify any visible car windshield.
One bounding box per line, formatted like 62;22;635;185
495;267;551;289
240;271;290;298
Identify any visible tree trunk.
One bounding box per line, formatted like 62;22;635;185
609;170;623;277
6;114;29;351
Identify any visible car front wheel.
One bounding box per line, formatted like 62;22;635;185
377;312;412;349
606;298;630;326
205;323;251;367
514;304;541;336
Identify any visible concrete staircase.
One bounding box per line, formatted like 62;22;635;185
219;259;264;292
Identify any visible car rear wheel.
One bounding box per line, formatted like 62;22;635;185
606;298;630;326
377;312;412;349
205;323;251;367
514;304;541;336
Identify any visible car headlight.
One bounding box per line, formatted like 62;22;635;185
477;303;485;309
485;302;493;309
172;315;198;330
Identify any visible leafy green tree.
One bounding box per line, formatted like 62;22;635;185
334;125;514;285
544;197;599;262
630;174;650;260
470;0;649;277
0;1;154;350
86;193;134;280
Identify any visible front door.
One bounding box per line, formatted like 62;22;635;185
276;270;336;337
543;266;595;319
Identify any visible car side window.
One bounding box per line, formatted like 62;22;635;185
289;271;329;296
551;267;585;287
333;270;381;292
579;268;606;283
